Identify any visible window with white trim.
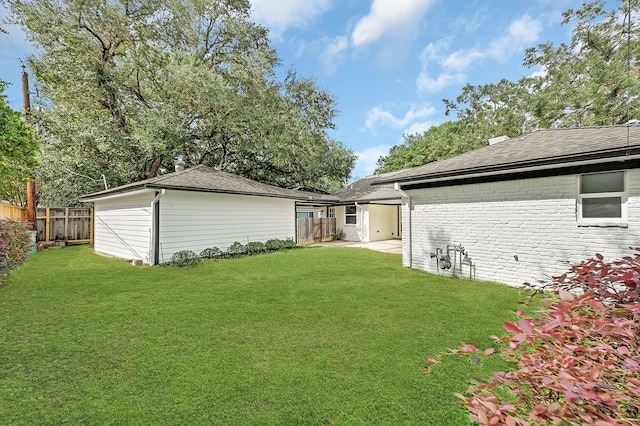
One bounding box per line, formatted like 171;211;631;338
328;207;335;218
345;205;357;225
577;171;627;226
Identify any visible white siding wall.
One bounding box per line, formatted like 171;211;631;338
93;191;155;263
368;204;400;241
338;204;366;241
404;170;640;287
157;190;296;263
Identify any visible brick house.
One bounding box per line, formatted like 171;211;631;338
376;124;640;287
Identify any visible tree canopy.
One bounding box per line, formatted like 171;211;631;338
377;0;640;173
6;0;355;206
0;82;38;205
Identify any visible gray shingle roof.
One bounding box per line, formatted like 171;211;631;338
377;124;640;184
332;172;401;204
80;165;322;201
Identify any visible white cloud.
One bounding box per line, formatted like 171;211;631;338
404;121;433;136
365;103;436;132
250;0;333;38
416;71;465;93
351;0;436;47
320;35;348;75
354;145;392;176
441;15;543;72
414;39;465;93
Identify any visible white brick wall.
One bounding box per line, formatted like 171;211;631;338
403;169;640;287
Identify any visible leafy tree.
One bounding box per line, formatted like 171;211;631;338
0;82;38;205
375;121;490;174
6;0;354;205
377;0;640;173
525;0;640;127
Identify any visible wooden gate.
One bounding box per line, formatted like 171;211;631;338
296;217;336;245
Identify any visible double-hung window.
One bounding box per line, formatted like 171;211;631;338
345;205;357;225
577;171;627;226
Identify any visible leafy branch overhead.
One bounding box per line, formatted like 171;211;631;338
6;0;355;206
0;83;39;205
377;0;640;174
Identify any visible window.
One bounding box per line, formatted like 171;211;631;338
345;205;357;225
328;207;335;218
296;211;313;219
578;171;627;226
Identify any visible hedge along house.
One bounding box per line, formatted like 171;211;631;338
377;124;640;287
80;165;315;265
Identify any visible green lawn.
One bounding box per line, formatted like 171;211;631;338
0;246;525;425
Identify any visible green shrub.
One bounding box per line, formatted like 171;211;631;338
169;250;201;267
283;238;297;249
333;228;345;240
265;238;286;251
200;247;223;259
0;219;31;279
246;241;266;254
227;242;246;255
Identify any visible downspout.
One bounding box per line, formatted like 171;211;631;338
150;189;165;265
355;202;364;242
395;183;412;268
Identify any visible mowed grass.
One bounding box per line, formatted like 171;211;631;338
0;246;526;425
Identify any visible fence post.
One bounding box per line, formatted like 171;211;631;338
45;207;51;242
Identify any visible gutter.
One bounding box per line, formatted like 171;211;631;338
79;188;152;203
394;183;412;268
392;152;640;189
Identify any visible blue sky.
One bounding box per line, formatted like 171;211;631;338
0;0;617;180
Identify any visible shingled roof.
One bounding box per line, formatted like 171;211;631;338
377;124;640;185
80;165;322;201
332;172;403;204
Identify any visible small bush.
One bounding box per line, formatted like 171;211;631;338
265;239;286;251
227;242;246;255
433;252;640;425
333;228;345;240
0;219;31;279
246;241;266;254
200;247;223;259
283;238;297;249
170;250;201;267
525;251;640;304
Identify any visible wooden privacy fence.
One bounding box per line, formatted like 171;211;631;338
36;207;93;245
297;217;336;245
0;204;28;221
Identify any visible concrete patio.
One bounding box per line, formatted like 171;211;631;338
312;239;402;254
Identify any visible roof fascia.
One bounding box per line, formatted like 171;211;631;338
79;187;155;202
400;156;640;190
396;152;640;189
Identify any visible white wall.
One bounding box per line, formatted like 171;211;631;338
403;170;640;287
336;204;366;241
93;191;155;263
368;204;400;241
157;190;296;263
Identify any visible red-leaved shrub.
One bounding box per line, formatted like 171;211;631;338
426;252;640;425
526;251;640;305
0;218;31;280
